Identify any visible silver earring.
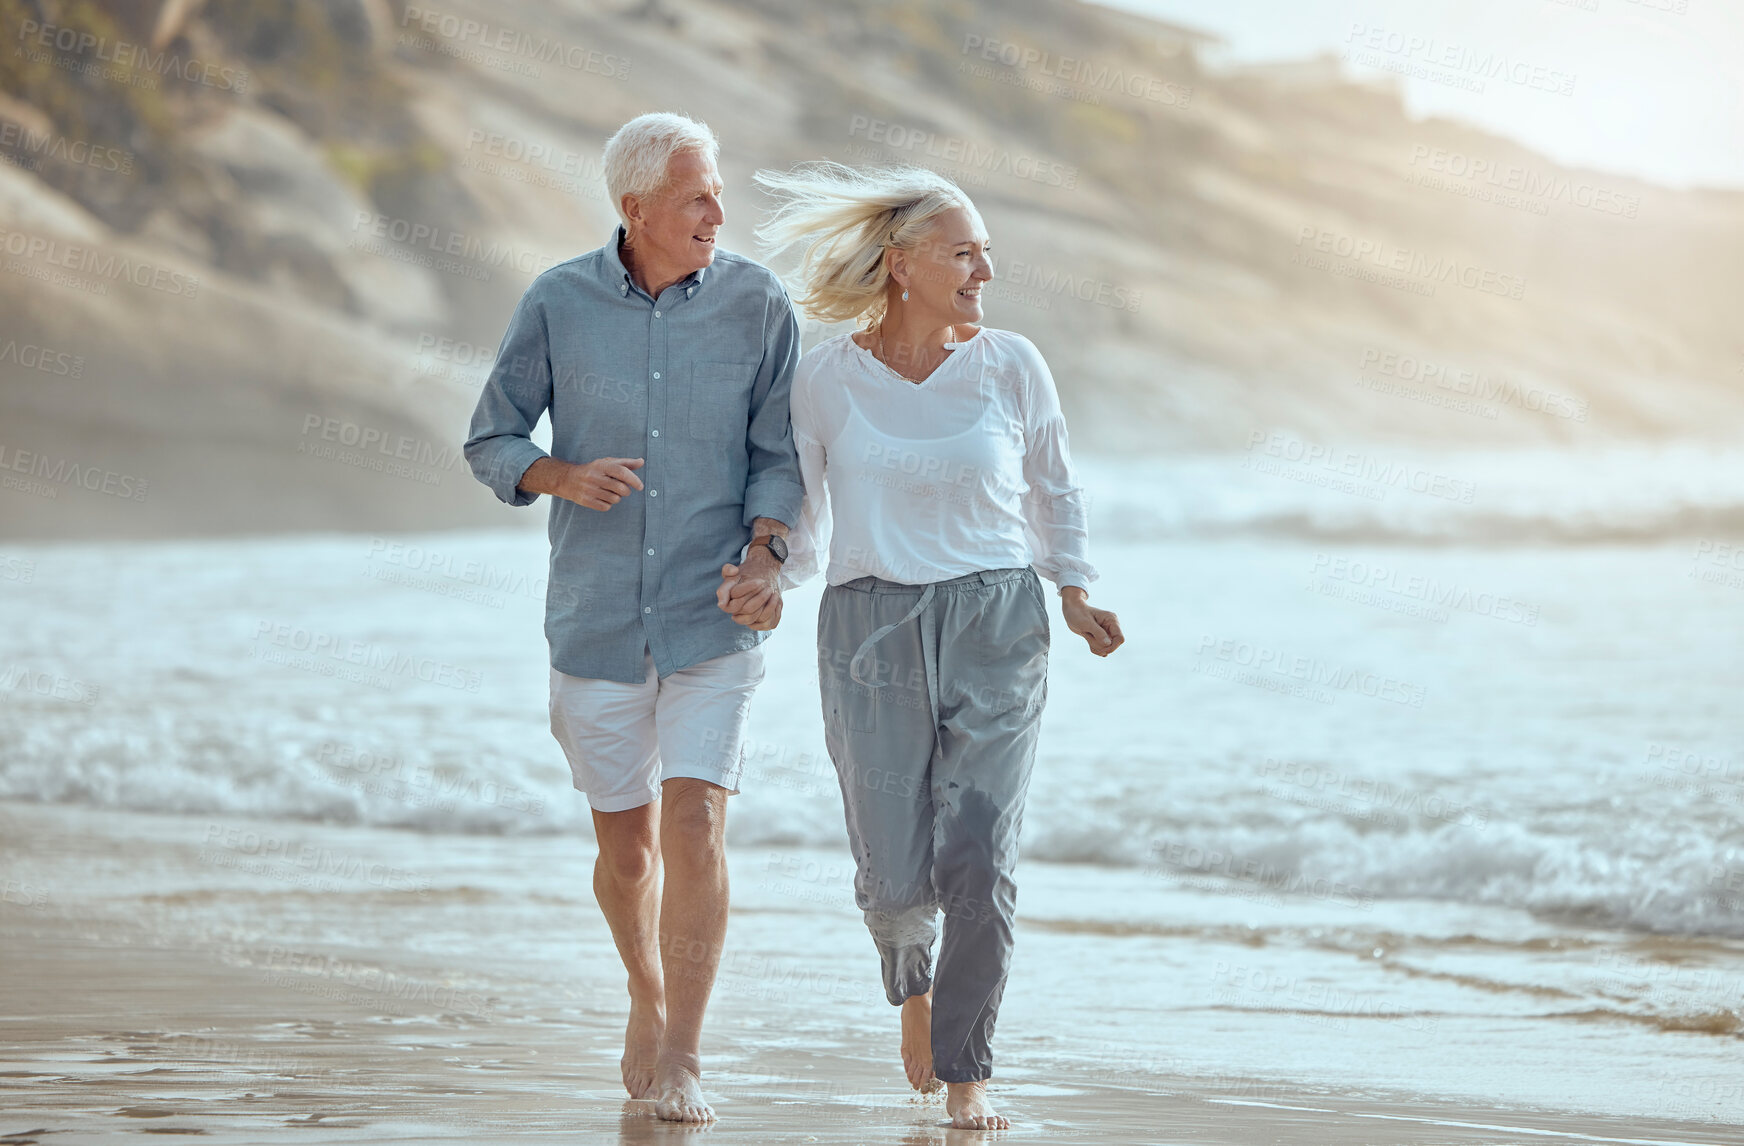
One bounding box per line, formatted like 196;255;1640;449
901;288;909;302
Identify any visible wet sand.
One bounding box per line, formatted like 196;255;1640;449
2;801;1738;1145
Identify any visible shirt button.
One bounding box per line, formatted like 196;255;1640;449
654;310;662;318
644;606;652;613
646;548;655;555
650;429;659;437
649;489;658;497
652;371;661;380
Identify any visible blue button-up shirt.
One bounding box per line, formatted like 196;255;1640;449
464;224;804;683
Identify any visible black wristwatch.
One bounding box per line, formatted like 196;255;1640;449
751;534;788;564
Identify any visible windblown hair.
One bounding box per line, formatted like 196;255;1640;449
602;112;720;226
752;162;976;326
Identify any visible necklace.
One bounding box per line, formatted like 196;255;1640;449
872;322;958;383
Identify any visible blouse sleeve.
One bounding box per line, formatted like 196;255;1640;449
1014;338;1098;591
780;365;831;591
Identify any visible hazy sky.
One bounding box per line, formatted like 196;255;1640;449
1094;0;1744;189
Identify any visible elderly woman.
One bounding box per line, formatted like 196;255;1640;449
748;162;1125;1130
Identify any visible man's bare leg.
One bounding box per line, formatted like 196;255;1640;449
899;990;942;1092
590;802;665;1100
653;777;729;1123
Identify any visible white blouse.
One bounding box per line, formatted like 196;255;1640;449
782;327;1097;592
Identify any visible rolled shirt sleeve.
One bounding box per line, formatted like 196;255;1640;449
458;226;823;683
741;284;805;529
780;362;831;591
1015;338;1098;591
464;288;553;508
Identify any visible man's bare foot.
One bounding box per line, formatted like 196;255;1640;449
622;997;664;1100
946;1080;1008;1130
654;1056;715;1123
900;992;942;1092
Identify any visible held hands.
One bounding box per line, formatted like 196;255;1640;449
715;546;783;631
537;455;784;630
1061;587;1124;657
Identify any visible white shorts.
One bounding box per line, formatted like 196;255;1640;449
549;646;766;813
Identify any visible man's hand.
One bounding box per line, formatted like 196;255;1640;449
518;456;644;511
716;543;783;630
1061;587;1124;657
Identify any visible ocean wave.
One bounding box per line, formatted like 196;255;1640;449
6;725;1742;940
1080;442;1744;544
2;493;1738;943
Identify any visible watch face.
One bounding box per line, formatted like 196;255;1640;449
767;535;789;562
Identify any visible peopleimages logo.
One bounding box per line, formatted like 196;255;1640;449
1295;226;1526;301
250;621;484;693
0;339;84;379
363;538;584;609
0;664;100;706
995;258;1143;312
0;123;134;175
1343;22;1576;97
847;117;1078;189
463;129;607;177
958;33;1193;107
349;212;563;279
1407;145;1639;219
0;444;148;501
259;946;493;1017
1309;553;1540;626
1359;348;1588;422
398;6;629;78
1243;429;1478;504
16;18;249;92
1195;634;1428;708
0;227;200;297
298;415;460;472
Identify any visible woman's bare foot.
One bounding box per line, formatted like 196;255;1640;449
900;991;942;1092
622;997;664;1099
945;1080;1008;1130
654;1054;715;1123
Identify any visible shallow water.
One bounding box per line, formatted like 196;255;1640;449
2;484;1742;1122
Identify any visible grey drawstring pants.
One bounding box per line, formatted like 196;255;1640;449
816;566;1050;1083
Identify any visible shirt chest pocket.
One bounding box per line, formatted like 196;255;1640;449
689;360;759;440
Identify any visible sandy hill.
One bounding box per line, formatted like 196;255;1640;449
0;0;1739;538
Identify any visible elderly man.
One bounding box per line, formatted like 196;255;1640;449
463;112;802;1124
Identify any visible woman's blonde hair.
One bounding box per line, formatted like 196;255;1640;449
752;161;977;326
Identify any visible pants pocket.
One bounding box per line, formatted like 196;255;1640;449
818;590;878;733
831;678;879;733
1025;570;1052;647
968;578;1050;715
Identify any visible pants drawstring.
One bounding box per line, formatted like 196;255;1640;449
848;583;935;688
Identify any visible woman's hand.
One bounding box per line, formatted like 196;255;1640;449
716;556;784;631
1061;587;1124;657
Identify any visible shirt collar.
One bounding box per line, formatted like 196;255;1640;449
603;223;708;300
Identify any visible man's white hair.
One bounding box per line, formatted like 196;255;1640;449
602;112;720;227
